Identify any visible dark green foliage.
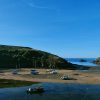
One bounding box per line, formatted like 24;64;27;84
0;45;75;69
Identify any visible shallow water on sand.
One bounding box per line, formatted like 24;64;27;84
66;58;98;66
0;82;100;100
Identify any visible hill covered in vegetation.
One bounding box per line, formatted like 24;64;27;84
0;45;76;69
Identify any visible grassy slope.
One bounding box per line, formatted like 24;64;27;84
0;45;75;69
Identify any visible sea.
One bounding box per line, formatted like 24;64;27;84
1;82;100;100
66;58;98;66
0;58;100;100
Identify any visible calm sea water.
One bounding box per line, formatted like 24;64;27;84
0;83;100;100
66;58;98;66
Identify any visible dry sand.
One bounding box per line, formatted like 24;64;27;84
0;68;100;84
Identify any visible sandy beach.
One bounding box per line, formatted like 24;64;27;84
0;68;100;84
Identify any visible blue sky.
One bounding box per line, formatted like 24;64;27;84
0;0;100;58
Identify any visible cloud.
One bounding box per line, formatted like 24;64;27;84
22;0;53;10
28;2;49;9
21;0;60;14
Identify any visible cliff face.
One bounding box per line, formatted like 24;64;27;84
93;57;100;64
0;45;75;69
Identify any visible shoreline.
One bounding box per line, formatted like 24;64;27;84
0;67;100;85
0;78;38;88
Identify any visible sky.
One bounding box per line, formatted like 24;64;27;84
0;0;100;58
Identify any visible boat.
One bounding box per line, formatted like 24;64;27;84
12;70;18;75
27;87;45;94
31;69;39;75
46;69;58;74
61;75;76;80
50;70;58;74
61;75;72;80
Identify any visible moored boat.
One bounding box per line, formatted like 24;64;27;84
27;87;45;94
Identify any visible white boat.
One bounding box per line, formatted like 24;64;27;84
50;70;58;74
61;75;70;80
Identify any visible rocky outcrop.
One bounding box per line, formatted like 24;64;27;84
80;59;87;62
93;57;100;64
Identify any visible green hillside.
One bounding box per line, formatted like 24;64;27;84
0;45;75;69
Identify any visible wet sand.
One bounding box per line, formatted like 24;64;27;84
0;68;100;84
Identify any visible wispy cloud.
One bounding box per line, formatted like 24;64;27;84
22;0;60;13
28;2;49;9
22;0;54;10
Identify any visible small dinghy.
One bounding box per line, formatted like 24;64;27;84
61;75;72;80
61;75;76;80
27;87;45;94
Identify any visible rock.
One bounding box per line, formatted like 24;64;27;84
80;59;87;62
93;57;100;64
